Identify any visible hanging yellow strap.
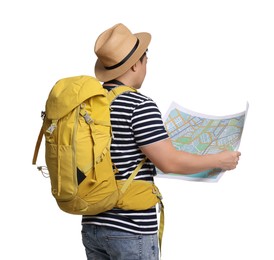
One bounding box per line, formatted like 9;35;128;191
32;119;58;166
32;126;44;165
152;186;165;255
158;201;165;254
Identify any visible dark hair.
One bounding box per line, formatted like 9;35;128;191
139;49;148;63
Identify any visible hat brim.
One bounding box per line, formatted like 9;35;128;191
94;32;151;82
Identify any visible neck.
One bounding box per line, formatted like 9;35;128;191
104;79;125;86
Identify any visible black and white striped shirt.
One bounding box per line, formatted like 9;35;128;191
82;89;169;234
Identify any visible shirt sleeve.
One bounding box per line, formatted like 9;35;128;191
132;99;169;146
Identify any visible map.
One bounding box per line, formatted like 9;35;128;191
156;102;248;182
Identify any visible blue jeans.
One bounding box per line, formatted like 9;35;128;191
81;224;159;260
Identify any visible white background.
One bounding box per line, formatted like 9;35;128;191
1;0;273;259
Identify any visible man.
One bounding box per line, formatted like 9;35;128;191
81;23;241;260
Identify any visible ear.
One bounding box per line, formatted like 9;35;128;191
131;62;138;72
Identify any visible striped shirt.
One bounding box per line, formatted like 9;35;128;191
82;88;169;234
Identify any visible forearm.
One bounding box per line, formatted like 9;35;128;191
163;151;221;174
140;138;240;175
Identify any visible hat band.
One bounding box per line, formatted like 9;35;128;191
104;38;140;70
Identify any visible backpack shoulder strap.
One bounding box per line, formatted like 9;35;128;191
107;85;137;104
106;85;147;194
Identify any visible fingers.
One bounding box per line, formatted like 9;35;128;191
218;150;241;171
235;151;241;162
231;151;241;170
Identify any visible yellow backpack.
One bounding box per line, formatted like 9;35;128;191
32;75;163;216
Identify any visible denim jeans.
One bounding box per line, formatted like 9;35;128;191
81;224;159;260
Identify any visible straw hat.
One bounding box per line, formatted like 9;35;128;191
94;23;151;82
